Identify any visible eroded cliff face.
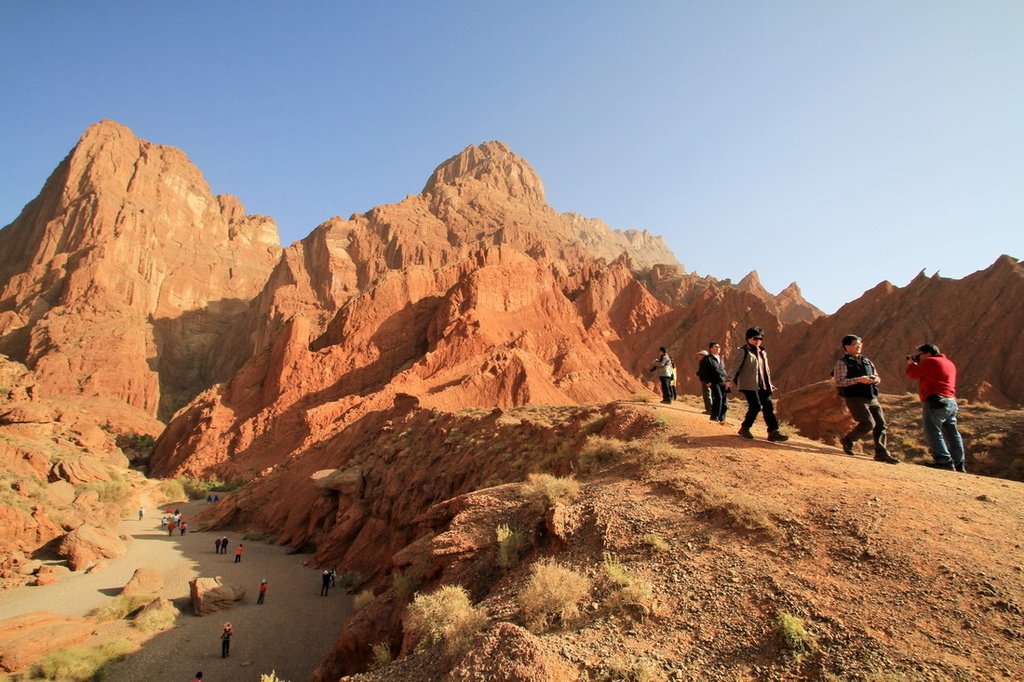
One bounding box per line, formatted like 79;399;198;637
0;121;281;418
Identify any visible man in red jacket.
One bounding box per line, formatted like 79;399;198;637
905;343;966;472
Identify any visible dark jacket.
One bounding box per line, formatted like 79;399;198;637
836;354;879;400
697;353;728;384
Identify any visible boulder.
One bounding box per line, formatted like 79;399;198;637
122;567;164;596
49;456;112;485
57;524;127;570
775;381;854;443
311;467;365;497
0;612;94;673
190;576;245;615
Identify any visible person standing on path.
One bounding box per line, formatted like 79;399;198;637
167;521;176;537
726;327;790;442
234;544;244;563
257;579;268;605
220;622;232;658
138;507;144;521
220;536;229;554
832;335;899;464
179;520;187;536
214;537;222;554
696;350;713;413
906;343;967;472
320;570;331;596
650;347;674;404
697;342;729;423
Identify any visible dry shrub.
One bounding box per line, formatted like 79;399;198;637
604;654;665;681
630;392;654;403
641;533;670;553
91;594;153;622
353;589;375;609
405;585;486;657
261;673;290;682
133;601;177;633
775;609;816;659
522;473;581;509
392;571;420;601
578;435;629;473
603;553;657;620
496;523;524;568
370;641;392;670
519;559;592;632
30;638;135;681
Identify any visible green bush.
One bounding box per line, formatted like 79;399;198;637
91;594;153;622
641;533;670;553
338;570;363;589
776;609;816;658
133;602;177;633
370;641;393;670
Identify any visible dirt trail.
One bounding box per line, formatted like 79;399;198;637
0;498;351;682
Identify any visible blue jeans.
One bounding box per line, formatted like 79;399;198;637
922;397;965;466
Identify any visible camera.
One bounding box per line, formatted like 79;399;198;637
906;353;920;362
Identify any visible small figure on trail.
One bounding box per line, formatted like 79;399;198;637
207;494;213;504
179;520;187;536
138;507;145;521
257;578;268;605
698;341;729;424
234;544;244;563
214;537;222;553
167;521;176;537
321;569;331;596
220;536;229;554
220;622;232;658
696;349;712;413
649;346;674;404
213;494;219;503
330;568;337;587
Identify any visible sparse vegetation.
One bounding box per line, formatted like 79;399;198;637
176;474;248;500
522;473;581;509
90;594;153;622
78;476;132;505
578;434;629;472
641;532;670;553
603;553;657;620
156;477;186;503
260;672;290;682
392;571;420;601
242;530;271;542
338;570;363;589
354;589;375;609
630;392;654;403
370;641;393;670
133;601;177;633
518;559;592;632
27;638;135;681
496;523;524;568
604;654;664;681
405;585;487;656
775;609;816;659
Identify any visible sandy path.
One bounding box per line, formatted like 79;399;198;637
0;498;352;682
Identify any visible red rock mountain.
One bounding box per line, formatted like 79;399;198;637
0;121;281;419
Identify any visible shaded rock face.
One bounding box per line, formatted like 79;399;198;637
0;120;281;419
122;567;164;596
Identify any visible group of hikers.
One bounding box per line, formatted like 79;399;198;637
652;327;966;471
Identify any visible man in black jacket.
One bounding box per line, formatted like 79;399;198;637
697;341;729;423
832;335;899;464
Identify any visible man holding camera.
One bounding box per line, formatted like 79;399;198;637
906;343;966;472
833;335;899;464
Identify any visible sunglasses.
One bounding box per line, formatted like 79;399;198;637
751;336;764;340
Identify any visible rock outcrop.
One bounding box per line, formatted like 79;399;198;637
0;120;281;419
0;612;95;673
58;524;127;571
190;576;245;615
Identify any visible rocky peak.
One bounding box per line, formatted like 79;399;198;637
422;141;546;204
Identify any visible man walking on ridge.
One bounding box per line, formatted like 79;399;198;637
726;327;789;442
906;343;966;472
698;342;729;423
833;335;900;464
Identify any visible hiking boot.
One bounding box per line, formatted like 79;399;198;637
738;427;754;439
840;436;856;455
923;460;955;471
954;463;967;473
767;430;789;442
873;453;900;464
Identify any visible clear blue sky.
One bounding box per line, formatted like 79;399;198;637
2;2;1021;313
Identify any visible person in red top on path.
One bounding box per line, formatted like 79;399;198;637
257;579;268;604
906;343;966;472
234;544;244;563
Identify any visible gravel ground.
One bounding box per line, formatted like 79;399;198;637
0;498;352;682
